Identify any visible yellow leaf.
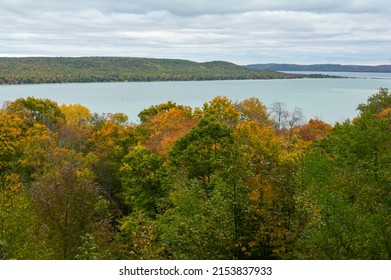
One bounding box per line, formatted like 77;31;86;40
248;241;257;248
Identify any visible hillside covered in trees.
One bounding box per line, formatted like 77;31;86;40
0;57;302;85
0;88;390;260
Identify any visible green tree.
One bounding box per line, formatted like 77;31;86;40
121;145;167;217
160;116;255;259
138;101;191;123
296;89;391;259
0;173;45;259
116;212;163;260
5;97;64;130
357;87;391;115
169;117;233;186
201;96;240;127
75;233;104;260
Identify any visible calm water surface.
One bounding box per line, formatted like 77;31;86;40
1;75;391;124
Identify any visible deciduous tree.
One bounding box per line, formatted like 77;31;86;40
32;151;112;259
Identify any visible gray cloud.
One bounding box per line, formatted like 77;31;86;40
1;0;391;64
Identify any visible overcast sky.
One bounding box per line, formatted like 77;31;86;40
1;0;391;64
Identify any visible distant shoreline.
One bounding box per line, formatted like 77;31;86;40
246;63;391;73
0;57;340;85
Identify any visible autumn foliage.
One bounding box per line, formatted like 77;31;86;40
1;88;391;260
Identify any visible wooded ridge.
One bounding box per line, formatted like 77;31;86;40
0;57;305;84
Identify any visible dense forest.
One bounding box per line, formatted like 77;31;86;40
0;88;390;260
0;57;303;85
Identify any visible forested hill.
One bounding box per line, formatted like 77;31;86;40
0;57;300;84
246;63;391;73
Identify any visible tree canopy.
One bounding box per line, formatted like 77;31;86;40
1;89;390;260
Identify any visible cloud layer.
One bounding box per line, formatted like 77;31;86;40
1;0;390;64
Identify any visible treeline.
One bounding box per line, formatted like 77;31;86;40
0;57;300;85
0;88;390;260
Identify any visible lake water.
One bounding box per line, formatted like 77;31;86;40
283;71;391;79
1;73;391;124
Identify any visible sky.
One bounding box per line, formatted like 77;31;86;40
1;0;391;65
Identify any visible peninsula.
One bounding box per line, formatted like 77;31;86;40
0;57;305;85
